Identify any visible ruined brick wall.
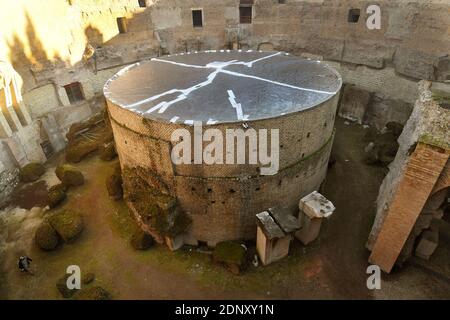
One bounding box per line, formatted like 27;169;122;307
146;0;450;82
0;0;160;206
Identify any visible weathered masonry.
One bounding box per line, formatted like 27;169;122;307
105;51;342;246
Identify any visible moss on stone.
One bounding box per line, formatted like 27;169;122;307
130;230;154;250
106;173;123;200
432;89;450;107
148;205;169;235
55;164;84;187
48;209;84;243
419;133;450;151
212;241;247;274
35;222;60;251
121;166;191;242
19;162;45;183
74;286;112;300
48;183;67;208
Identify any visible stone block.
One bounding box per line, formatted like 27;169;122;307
394;48;437;80
413;213;433;236
415;230;439;260
299;191;335;219
302;38;344;61
256;224;292;266
342;42;393;69
255;209;299;266
295;215;322;246
364;94;413;131
338;85;371;124
183;233;198;246
295;191;335;245
422;188;447;212
436;57;450;81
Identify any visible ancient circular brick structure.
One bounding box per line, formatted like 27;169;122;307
104;51;342;246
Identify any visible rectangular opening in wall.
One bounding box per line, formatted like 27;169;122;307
117;17;128;34
348;8;360;23
239;0;253;24
192;9;203;28
40;140;54;159
64;82;84;104
239;6;252;24
138;0;146;7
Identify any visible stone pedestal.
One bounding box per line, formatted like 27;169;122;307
256;207;300;266
295;191;335;245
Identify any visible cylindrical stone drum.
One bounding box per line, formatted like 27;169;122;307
104;50;342;246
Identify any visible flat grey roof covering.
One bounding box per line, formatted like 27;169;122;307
104;50;342;125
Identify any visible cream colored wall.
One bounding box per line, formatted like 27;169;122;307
0;0;151;91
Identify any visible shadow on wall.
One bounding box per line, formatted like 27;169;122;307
7;12;105;89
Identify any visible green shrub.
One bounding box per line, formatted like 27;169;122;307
48;210;84;243
35;222;60;251
55;164;84;187
19;162;45;182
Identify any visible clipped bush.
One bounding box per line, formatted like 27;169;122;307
55;164;84;187
48;183;67;208
35;222;60;251
19;162;45;183
212;241;247;275
48;210;84;243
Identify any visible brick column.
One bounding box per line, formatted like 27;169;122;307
369;143;450;273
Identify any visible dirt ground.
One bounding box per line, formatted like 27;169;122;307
0;117;449;300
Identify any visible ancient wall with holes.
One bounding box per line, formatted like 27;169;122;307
108;88;338;245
